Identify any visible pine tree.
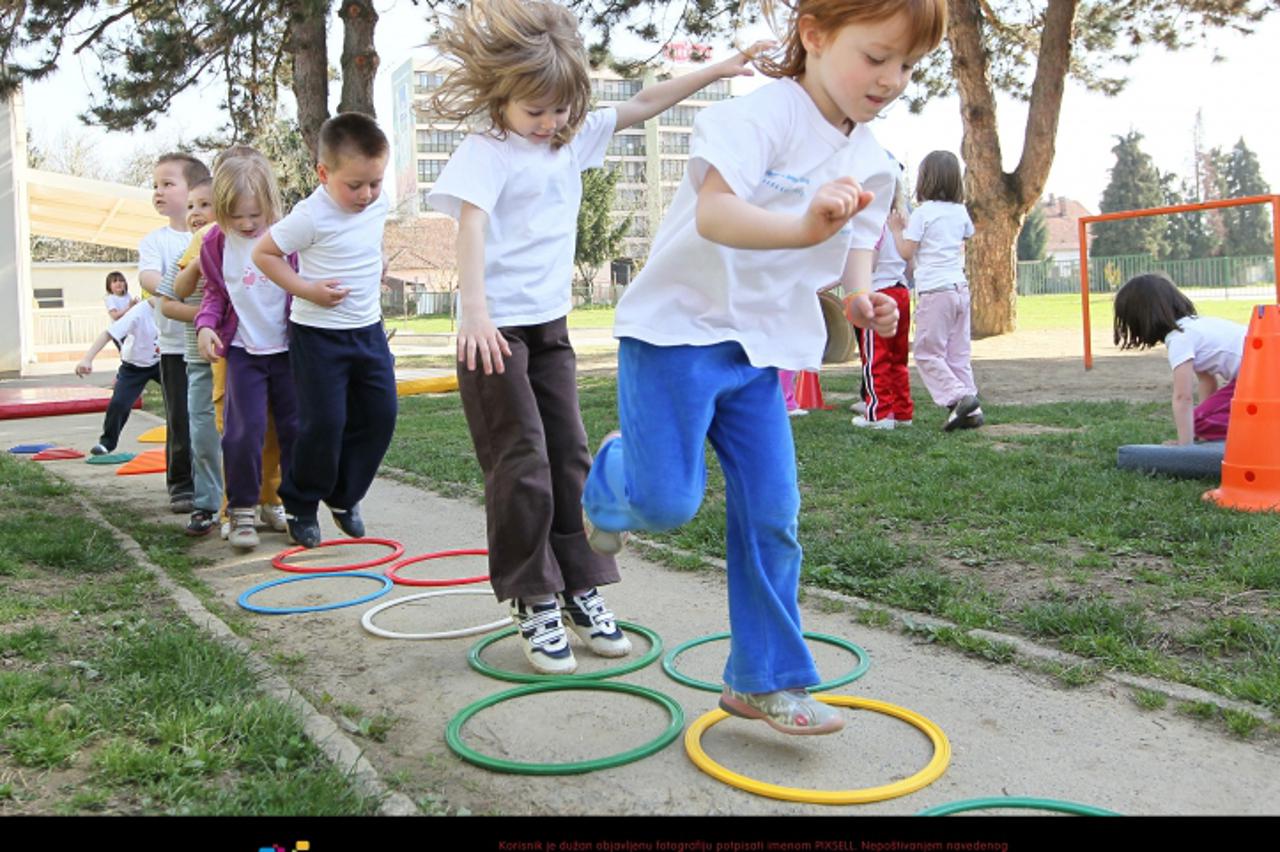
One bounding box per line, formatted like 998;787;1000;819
1016;205;1047;261
575;168;631;301
1221;138;1273;256
1091;131;1167;258
1161;174;1218;261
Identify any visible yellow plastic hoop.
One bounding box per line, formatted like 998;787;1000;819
684;694;951;804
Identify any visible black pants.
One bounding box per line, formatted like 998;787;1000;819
457;317;618;603
159;353;193;500
279;322;398;519
100;361;161;450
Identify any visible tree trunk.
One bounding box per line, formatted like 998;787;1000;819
338;0;379;116
287;0;331;162
948;0;1079;337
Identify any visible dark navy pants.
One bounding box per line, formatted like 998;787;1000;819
279;321;397;519
99;361;161;451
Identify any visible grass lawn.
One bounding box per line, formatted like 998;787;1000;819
386;304;617;334
0;455;379;815
385;371;1280;723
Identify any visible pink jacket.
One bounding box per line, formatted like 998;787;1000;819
194;225;297;357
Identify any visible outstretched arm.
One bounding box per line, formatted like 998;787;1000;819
75;330;116;376
613;42;769;131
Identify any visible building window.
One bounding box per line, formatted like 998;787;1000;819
659;132;689;155
694;79;731;101
607;133;645;157
616;188;646;208
417;129;465;153
419;189;433;212
33;288;63;309
591;78;643;102
607;160;646;183
662;185;678;205
659;105;699;127
661;159;686;181
414;71;447;93
418;159;447;182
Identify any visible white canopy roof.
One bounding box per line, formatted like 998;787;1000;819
24;168;166;250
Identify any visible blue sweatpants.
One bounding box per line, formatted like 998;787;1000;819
279;321;397;519
583;339;819;693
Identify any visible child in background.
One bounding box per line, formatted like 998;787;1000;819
1113;273;1246;444
104;271;136;321
139;153;209;512
75;298;161;455
890;149;980;431
583;0;943;731
853;168;913;429
253;113;396;549
196;153;299;550
426;0;764;675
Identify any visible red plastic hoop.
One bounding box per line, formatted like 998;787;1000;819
272;538;406;573
385;548;490;587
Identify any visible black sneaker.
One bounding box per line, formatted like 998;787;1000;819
330;504;365;538
943;395;980;432
286;513;323;548
185;509;215;537
169;495;195;514
560;588;632;658
962;407;985;429
510;598;577;675
89;443;110;456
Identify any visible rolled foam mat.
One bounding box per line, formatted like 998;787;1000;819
1116;442;1225;479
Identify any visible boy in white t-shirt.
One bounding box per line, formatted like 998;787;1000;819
138;152;211;511
253;113;396;548
75;299;163;455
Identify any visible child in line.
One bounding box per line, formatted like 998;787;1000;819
196;153;300;550
853;168;913;429
426;0;765;675
1113;273;1246;444
889;149;981;431
104;271;136;321
138;153;209;511
75;298;162;455
583;0;944;731
253;113;397;548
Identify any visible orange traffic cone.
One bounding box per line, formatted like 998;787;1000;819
1204;304;1280;512
795;370;831;411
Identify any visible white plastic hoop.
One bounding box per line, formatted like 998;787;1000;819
360;587;509;640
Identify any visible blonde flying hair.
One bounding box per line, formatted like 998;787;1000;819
212;148;284;232
429;0;592;149
750;0;947;80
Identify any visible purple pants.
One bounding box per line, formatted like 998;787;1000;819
1195;378;1236;442
223;347;298;509
914;283;978;408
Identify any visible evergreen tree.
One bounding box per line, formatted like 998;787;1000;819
1091;131;1167;258
1016;204;1047;261
1222;138;1273;256
575;168;631;301
1161;173;1218;260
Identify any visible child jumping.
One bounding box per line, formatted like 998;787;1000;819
426;0;765;675
1113;273;1246;444
196;153;300;550
583;0;945;731
253;113;397;548
889;149;980;431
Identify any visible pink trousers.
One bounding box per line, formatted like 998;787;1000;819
913;284;978;408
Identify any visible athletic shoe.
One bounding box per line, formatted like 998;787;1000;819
286;513;322;549
584;431;627;556
89;443;110;456
787;408;809;418
258;503;288;533
852;415;895;430
228;507;259;549
560;588;632;657
849;400;867;415
962;407;985;429
943;395;981;432
330;504;365;538
719;686;845;736
896;419;913;427
510;598;577;675
220;519;231;540
185;509;215;537
169;495;195;514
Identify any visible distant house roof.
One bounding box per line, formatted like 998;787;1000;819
1039;195;1095;255
384;215;457;280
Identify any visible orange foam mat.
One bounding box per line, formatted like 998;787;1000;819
0;385;140;421
116;448;167;476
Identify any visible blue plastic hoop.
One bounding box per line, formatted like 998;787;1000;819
238;571;393;615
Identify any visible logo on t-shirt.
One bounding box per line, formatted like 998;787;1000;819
763;170;809;197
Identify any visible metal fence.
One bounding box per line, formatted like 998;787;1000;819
1017;254;1276;297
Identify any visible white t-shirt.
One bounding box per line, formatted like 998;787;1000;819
270;185;389;330
872;224;908;291
427;107;618;327
109;300;161;368
612;79;894;371
1164;315;1245;382
105;293;133;316
904;201;973;292
138;226;193;355
223;231;289;354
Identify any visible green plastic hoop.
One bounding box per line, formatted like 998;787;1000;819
917;796;1121;816
467;621;662;684
662;630;870;693
446;680;685;775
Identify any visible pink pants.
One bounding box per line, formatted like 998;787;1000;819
1194;378;1235;441
913;283;978;408
779;370;798;411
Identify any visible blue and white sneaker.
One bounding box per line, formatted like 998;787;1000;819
560;588;632;658
510;598;577;675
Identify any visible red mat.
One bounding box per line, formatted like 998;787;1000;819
32;447;86;460
0;385;140;420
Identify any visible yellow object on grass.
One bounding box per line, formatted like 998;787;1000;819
396;375;459;397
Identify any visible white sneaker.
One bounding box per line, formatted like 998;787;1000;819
560;588;632;658
849;400;867;416
258;503;288;532
787;408;809;418
220;519;231;540
852;415;895;430
510;598;577;675
896;419;913;427
228;508;259;549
